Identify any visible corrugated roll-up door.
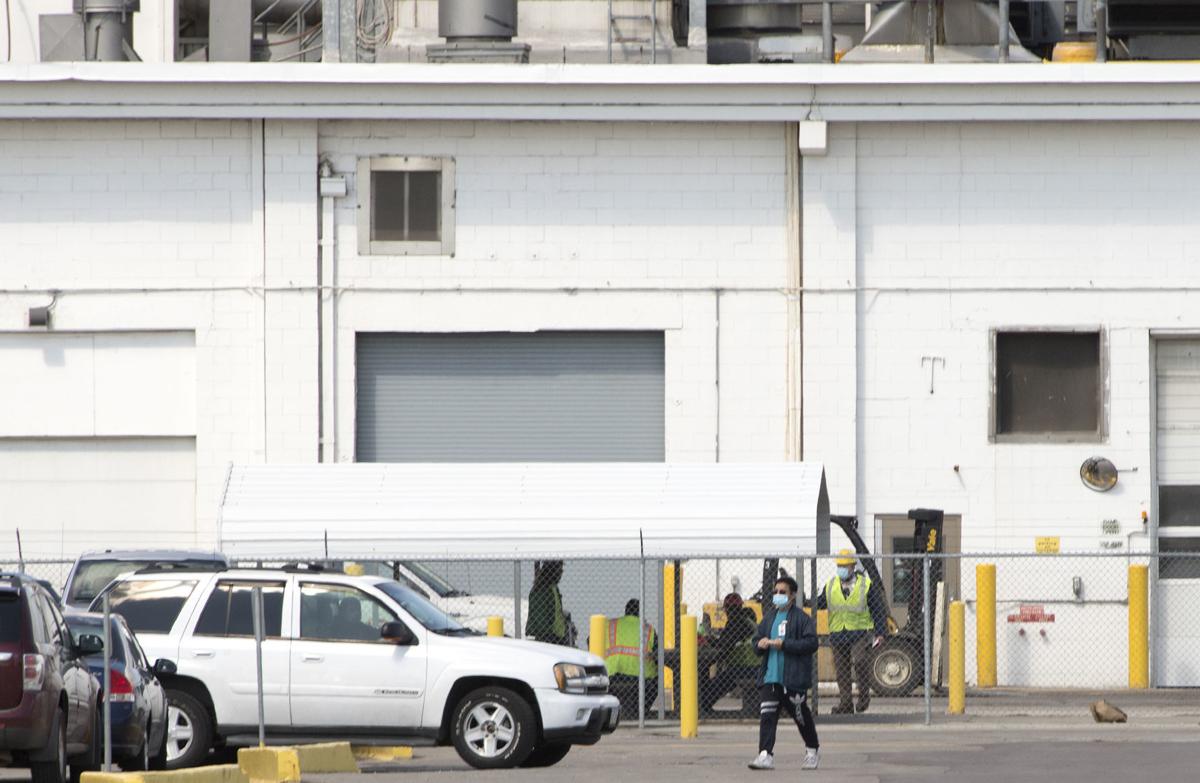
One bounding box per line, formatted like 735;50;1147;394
1154;339;1200;686
355;331;665;462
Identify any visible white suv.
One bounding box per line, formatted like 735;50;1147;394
90;566;617;770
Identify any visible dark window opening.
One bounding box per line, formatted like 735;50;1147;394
371;170;441;243
995;331;1101;437
195;582;285;638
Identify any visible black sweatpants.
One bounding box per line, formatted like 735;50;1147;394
758;684;819;754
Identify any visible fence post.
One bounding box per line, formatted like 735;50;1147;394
638;556;647;729
948;600;965;714
680;614;698;738
1128;564;1149;689
513;560;523;639
487;616;504;637
976;563;997;688
590;614;608;660
922;552;932;726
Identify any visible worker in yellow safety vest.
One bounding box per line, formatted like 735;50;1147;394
816;550;888;714
604;599;658;719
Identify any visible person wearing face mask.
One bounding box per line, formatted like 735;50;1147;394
747;576;819;772
817;550;890;715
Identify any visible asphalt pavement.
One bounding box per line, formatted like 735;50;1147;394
307;713;1200;782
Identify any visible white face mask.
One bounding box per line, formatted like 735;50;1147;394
837;566;852;580
772;593;789;609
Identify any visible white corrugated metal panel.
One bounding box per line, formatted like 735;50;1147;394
1157;340;1200;485
218;463;830;559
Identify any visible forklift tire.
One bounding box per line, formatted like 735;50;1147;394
870;636;922;698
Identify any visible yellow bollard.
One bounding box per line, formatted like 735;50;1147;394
948;600;965;714
589;614;608;661
975;563;997;688
680;615;698;738
663;564;678;705
1129;565;1149;689
487;617;504;637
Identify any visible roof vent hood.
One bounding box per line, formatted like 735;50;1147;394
427;0;531;62
842;0;1039;62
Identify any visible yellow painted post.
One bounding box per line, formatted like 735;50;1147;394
975;564;997;688
1129;565;1149;689
948;601;965;714
589;614;608;661
680;615;698;738
487;616;504;637
663;564;677;705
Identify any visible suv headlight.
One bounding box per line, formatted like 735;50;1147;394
553;663;608;695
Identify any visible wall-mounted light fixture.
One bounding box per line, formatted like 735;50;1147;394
28;292;58;329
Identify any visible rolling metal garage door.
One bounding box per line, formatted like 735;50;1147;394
356;332;665;462
1154;339;1200;686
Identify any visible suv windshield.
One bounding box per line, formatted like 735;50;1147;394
69;558;222;604
399;562;467;598
376;581;472;634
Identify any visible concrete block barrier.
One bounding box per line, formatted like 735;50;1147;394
82;764;248;783
350;746;415;762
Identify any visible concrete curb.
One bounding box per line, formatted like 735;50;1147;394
350;746;415;762
81;764;249;783
81;742;365;783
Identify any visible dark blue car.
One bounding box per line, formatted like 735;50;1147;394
63;612;175;771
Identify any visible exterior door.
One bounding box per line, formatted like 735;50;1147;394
179;579;292;727
1154;339;1200;686
289;581;426;731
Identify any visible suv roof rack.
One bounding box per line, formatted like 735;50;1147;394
280;562;331;573
132;561;229;575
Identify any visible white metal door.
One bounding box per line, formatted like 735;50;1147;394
1154;339;1200;686
178;579;292;727
289;581;426;730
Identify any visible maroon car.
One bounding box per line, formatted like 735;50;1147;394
0;574;102;783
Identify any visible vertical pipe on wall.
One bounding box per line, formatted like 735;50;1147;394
784;123;803;461
998;0;1010;63
821;2;832;63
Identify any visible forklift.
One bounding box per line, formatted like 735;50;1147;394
758;508;945;697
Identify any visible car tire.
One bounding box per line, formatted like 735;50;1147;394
519;742;571;768
31;709;68;783
68;710;101;783
164;690;213;770
148;717;169;771
451;686;537;770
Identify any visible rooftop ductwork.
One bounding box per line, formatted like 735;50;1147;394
426;0;531;63
841;0;1039;62
40;0;141;61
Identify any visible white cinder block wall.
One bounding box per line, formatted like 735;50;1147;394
319;120;792;464
803;121;1200;686
0;118;794;555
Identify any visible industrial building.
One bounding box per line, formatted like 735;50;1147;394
2;1;1200;689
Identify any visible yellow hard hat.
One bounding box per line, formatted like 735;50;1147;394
835;549;857;567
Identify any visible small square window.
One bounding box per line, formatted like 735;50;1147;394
992;330;1104;442
357;157;454;255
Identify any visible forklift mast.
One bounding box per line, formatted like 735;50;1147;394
905;508;945;633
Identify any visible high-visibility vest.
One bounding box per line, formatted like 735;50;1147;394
605;616;657;678
826;574;874;633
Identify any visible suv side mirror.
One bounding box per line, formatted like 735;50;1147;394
75;634;104;656
380;621;416;646
153;659;177;676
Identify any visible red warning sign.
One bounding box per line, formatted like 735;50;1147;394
1007;604;1056;623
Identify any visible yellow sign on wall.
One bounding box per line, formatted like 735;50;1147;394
1035;536;1061;554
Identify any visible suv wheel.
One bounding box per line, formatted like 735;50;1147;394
31;709;67;783
164;690;213;770
451;687;536;769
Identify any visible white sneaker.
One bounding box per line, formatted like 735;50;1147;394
802;748;820;770
748;750;775;771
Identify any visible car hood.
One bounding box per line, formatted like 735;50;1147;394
433;633;602;669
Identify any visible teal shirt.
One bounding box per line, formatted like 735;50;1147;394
764;610;788;685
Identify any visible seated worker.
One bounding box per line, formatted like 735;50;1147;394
699;593;760;714
603;599;658;719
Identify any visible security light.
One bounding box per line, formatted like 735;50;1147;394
1080;456;1118;492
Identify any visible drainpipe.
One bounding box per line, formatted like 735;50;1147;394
318;161;347;463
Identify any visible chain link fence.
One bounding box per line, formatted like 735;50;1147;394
12;551;1196;725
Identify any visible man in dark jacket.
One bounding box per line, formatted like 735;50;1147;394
748;576;820;772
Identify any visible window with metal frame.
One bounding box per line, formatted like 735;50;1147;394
357;156;455;256
298;583;398;643
992;330;1104;441
194;581;285;638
